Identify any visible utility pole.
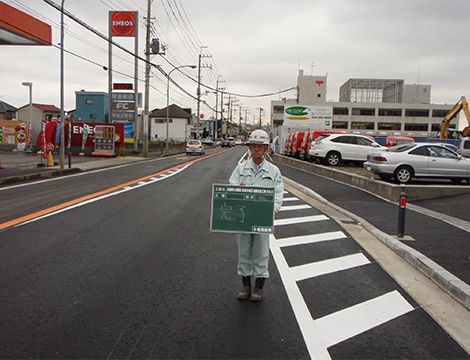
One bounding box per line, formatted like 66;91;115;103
142;0;152;157
196;47;211;139
259;107;263;129
217;76;226;139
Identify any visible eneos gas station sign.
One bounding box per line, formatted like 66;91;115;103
111;11;135;37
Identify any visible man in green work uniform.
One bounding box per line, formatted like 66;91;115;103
229;130;284;301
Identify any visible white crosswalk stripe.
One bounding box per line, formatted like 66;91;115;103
275;214;329;226
272;191;415;359
280;204;312;211
290;253;371;281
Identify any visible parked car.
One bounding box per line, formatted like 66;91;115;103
186;140;205;155
364;143;470;184
221;139;231;148
435;142;458;152
384;136;414;147
309;133;382;166
457;137;470;158
301;130;347;161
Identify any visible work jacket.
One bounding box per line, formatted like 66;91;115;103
229;158;284;212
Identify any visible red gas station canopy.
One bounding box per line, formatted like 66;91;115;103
0;1;51;46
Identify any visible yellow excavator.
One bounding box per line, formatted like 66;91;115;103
439;96;470;139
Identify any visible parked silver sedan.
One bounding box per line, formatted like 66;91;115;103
364;143;470;184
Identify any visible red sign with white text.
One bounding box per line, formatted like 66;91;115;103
111;11;135;37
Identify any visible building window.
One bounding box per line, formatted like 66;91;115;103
333;108;348;115
351;122;374;129
333;121;348;129
90;114;97;119
378;109;402;117
405;123;428;131
273;106;284;114
432;109;450;118
378;123;401;130
405;109;429;117
317;94;321;98
85;99;94;105
7;112;13;120
154;118;172;123
352;108;375;116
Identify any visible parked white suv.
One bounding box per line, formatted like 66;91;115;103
457;138;470;158
309;133;382;166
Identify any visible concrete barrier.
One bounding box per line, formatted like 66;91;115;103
271;154;470;202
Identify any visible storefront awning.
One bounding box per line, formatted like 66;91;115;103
0;1;51;46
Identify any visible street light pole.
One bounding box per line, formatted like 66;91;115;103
22;82;33;153
166;65;196;153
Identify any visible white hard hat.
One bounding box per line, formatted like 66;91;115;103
248;130;269;145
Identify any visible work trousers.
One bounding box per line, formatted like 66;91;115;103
236;233;270;278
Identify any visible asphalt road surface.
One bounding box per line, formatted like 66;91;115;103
0;147;468;359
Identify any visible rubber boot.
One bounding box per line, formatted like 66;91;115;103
250;277;266;302
237;276;251;300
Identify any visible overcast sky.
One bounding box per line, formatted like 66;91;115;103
2;0;470;125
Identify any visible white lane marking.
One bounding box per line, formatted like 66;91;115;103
290;253;371;282
276;231;347;248
280;204;311;211
282;197;300;202
270;235;332;360
316;290;414;348
15;164;192;228
275;215;328;226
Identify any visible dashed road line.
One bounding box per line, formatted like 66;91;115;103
0;164;191;230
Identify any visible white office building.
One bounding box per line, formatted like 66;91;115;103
270;70;455;140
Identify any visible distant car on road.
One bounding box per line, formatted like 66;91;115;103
364;142;470;184
221;139;231;148
227;137;235;146
309;133;382;166
201;137;213;145
186;140;205;155
235;139;243;146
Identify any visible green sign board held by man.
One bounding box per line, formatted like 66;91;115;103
210;184;275;234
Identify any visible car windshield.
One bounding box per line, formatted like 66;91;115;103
188;140;199;145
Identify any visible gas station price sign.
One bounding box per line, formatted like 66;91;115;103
94;125;115;154
210;184;275;234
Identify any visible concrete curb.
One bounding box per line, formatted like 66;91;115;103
272;154;470;202
0;168;81;186
284;176;470;311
